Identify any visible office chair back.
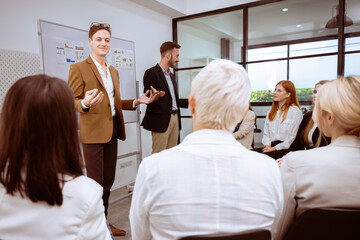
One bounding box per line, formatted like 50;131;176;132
283;207;360;240
179;228;271;240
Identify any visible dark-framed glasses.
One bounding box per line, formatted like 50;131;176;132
90;22;111;28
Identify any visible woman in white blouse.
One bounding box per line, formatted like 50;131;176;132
261;80;303;153
0;75;112;240
269;80;331;161
272;76;360;240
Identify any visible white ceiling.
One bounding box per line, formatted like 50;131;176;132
178;0;360;44
127;0;360;43
129;0;259;17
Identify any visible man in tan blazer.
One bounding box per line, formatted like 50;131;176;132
68;22;163;236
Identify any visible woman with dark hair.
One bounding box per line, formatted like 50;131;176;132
0;75;111;239
261;80;303;153
266;80;331;161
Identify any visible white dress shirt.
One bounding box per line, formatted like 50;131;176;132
262;106;303;150
0;175;111;240
130;129;284;240
272;135;360;240
90;56;115;116
81;56;136;111
159;64;178;110
307;123;318;147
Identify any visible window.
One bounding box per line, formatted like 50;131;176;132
290;55;338;100
177;9;243;69
290;40;338;57
345;53;360;76
344;36;360;76
248;60;287;102
248;45;287;62
174;0;360;104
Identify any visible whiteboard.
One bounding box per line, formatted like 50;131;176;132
38;20;137;123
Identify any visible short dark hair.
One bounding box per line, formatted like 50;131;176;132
0;74;83;206
160;41;181;57
89;22;111;39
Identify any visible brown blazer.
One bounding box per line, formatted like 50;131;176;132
68;56;134;144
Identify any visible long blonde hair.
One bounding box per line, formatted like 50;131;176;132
268;80;300;123
314;76;360;137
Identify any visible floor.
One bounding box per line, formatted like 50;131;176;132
108;187;133;240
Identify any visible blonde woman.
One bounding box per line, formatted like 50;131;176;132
261;80;303;153
272;76;360;240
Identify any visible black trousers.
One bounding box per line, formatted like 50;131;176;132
82;117;118;217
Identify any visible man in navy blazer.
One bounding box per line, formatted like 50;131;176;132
141;41;188;153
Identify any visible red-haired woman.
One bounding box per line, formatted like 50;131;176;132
261;80;303;153
269;80;331;161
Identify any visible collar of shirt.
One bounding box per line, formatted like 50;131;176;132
182;129;245;148
158;63;171;76
90;55;116;116
90;55;110;72
330;135;360;148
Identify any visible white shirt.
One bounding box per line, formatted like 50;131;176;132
0;176;111;240
159;64;178;110
81;56;136;111
130;129;284;240
307;123;318;147
90;56;115;116
262;106;303;150
272;135;360;240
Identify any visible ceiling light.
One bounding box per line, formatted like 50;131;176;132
325;5;353;29
296;24;301;28
282;8;288;12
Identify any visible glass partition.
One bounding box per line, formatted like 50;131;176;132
174;0;360;143
290;39;338;57
344;53;360;76
290;55;338;86
177;9;243;69
248;45;287;62
248;60;287;102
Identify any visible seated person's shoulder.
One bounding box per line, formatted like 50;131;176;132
283;145;327;168
289;105;302;112
244;150;279;167
62;175;102;200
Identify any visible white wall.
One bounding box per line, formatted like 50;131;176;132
0;0;173;159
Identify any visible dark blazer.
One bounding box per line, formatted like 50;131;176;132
68;56;134;143
141;64;188;133
264;111;331;159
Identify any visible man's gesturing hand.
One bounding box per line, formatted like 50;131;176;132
83;89;104;107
